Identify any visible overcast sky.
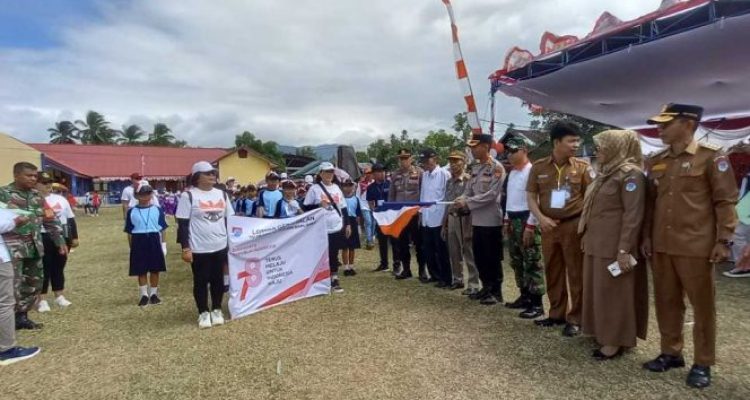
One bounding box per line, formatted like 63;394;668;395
0;0;659;149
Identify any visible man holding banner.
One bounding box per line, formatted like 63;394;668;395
418;148;452;288
389;149;425;281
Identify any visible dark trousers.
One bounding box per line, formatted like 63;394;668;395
472;226;503;295
42;233;67;293
376;225;399;268
397;216;425;276
191;248;227;313
421;226;451;284
327;232;342;276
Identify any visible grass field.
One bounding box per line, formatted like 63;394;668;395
3;207;750;400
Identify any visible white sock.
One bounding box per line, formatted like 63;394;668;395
223;275;229;286
149;286;158;297
139;285;148;297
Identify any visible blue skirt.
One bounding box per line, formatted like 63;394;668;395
129;232;167;276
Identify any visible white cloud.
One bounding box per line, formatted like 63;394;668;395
0;0;658;149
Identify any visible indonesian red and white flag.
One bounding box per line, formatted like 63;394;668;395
372;204;422;238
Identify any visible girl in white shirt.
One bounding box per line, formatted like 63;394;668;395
303;163;350;293
36;179;78;312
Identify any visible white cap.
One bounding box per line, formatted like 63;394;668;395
226;176;236;182
319;162;335;171
191;161;215;174
280;172;288;179
304;175;314;184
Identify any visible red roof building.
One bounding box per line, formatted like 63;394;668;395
29;143;229;197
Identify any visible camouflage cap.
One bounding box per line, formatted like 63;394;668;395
504;136;527;151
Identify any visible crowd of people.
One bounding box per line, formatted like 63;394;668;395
0;103;747;391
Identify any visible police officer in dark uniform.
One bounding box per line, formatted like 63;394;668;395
388;149;425;280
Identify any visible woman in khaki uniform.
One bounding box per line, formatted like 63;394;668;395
579;130;648;360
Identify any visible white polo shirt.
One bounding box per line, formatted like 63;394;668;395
504;162;538;226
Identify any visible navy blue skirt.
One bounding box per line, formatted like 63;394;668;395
342;216;361;249
129;232;167;276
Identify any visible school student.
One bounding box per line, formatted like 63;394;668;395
341;179;362;276
37;178;79;312
274;180;303;218
176;161;234;329
244;185;258;217
303;162;350;293
255;172;283;218
124;183;168;307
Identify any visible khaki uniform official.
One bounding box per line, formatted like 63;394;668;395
527;155;592;326
388;149;425;278
442;151;478;290
645;140;737;366
580;130;649;350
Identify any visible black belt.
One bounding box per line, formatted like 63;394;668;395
506;210;530;220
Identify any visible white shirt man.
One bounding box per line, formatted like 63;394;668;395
417;148;452;287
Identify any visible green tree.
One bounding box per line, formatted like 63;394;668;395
452;112;473;142
117;124;145;145
75;111;118;144
365;129;423;170
355;151;369;163
147;123;176;146
295;146;318;159
48;121;79;144
234;131;286;171
423;128;464;161
173;140;188;148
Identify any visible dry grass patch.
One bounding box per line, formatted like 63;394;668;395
3;208;749;399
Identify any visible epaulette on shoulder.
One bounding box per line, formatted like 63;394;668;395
532;157;550;165
698;141;722;151
647;148;669;160
573;157;591;166
619;164;642;174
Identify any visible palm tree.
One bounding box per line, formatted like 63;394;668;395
117;124;145;145
148;123;176;146
48;121;79;144
75;111;118;144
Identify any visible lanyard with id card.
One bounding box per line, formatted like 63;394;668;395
550;164;570;209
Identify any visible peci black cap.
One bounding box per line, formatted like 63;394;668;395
647;103;704;125
371;163;385;172
419;147;438;160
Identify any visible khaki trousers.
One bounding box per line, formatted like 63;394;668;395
540;218;583;324
0;261;16;351
446;214;478;288
652;253;716;366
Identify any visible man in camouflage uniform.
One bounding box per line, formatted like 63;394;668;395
388;149;425;280
441;150;479;294
502;137;545;319
0;164;67;330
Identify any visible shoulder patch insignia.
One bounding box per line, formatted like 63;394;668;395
650;163;667;172
699;141;722;151
625;181;637;192
715;156;730;172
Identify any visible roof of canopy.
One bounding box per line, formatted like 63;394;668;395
490;0;750;143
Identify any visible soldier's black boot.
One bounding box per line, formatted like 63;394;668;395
15;312;43;330
505;288;530;309
519;294;545;319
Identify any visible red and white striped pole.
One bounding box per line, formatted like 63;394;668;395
442;0;483;137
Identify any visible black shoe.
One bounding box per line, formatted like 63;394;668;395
418;276;431;284
149;294;162;305
138;295;149;307
519;306;544;319
395;272;413;280
15;313;43;330
469;288;490;300
342;269;353;277
686;365;711;389
480;295;500;305
331;279;344;293
643;354;686;372
461;287;479;296
349;269;357;276
505;294;530;309
435;281;449;288
427;277;439;283
373;265;388;272
562;323;581;337
450;282;465;290
534;317;566;327
592;347;624;361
